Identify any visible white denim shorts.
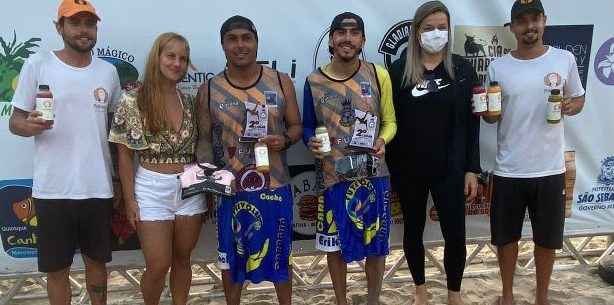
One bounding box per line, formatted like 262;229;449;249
134;166;206;221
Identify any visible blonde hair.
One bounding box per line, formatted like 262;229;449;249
403;1;455;88
137;32;191;134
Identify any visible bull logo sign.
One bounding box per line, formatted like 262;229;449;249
464;34;487;57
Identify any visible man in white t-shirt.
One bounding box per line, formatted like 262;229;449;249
484;1;585;305
8;1;120;304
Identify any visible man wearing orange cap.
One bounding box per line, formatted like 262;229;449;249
9;1;120;304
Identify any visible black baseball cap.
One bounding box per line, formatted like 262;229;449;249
220;15;258;43
330;12;365;36
504;0;545;26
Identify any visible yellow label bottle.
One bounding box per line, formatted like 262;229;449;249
486;81;502;120
254;142;270;173
547;89;562;124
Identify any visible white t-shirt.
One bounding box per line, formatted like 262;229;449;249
11;51;121;199
488;46;585;178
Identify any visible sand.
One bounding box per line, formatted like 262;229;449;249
3;238;614;305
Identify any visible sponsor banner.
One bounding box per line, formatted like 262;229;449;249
574;156;614;213
594;37;614;86
0;180;36;259
96;46;139;90
0;32;41;119
377;20;412;69
453;26;516;85
1;0;613;274
543;25;594;89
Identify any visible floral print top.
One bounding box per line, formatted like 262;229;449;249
108;89;197;164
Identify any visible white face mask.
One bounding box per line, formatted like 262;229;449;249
420;29;449;54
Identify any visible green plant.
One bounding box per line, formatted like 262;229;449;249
0;30;41;101
0;30;40;69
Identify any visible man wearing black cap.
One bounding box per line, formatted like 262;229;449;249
485;1;585;305
302;12;396;305
195;15;302;305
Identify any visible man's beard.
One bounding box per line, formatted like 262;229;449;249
522;31;539;45
63;35;96;53
337;48;362;62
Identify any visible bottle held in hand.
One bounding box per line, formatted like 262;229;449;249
255;142;270;173
35;84;54;125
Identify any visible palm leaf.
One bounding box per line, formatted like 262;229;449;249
23;38;41;49
6;36;41;63
10;30;17;51
0;37;9;57
12;42;23;54
13;41;39;60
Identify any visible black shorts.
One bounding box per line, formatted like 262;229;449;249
490;174;565;249
34;198;113;273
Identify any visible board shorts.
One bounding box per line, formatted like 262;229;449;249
316;176;391;263
217;184;293;284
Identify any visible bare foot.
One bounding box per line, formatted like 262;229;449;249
412;296;427;305
493;296;513;305
413;285;427;305
447;290;464;305
534;299;551;305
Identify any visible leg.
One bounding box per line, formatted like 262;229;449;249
398;179;429;305
273;268;292;305
430;174;466;304
46;268;72;305
534;245;554;305
327;252;348;305
82;255;108;305
317;183;348;305
530;174;565;305
365;256;385;305
79;198;114;305
490;176;527;305
221;270;243;305
497;242;519;305
138;221;174;305
34;199;77;305
170;215;203;305
217;193;243;305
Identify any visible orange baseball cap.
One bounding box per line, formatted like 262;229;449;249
57;0;100;21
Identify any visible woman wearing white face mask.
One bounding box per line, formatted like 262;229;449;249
386;1;480;305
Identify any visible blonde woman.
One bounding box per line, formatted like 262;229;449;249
109;33;204;305
387;1;480;304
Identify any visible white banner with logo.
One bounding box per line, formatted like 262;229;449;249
0;0;613;274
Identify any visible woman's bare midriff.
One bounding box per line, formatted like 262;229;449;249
140;162;185;174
